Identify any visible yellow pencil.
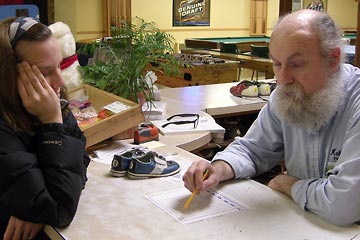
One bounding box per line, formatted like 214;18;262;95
183;169;209;210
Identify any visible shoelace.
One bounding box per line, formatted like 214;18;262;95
153;151;166;161
131;146;149;155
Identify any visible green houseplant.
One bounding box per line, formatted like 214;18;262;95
79;17;183;104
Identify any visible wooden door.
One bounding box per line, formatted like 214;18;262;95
250;0;268;36
105;0;131;36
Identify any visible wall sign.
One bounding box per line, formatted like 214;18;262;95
303;0;327;12
173;0;210;26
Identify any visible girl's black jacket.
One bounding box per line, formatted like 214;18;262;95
0;111;90;234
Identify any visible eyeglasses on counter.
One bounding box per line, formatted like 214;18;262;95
161;113;200;129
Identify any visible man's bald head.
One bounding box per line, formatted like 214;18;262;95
271;9;344;65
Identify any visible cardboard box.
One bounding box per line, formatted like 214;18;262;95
68;84;145;148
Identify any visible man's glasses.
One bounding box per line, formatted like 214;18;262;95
161;114;199;128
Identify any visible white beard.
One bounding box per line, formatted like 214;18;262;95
273;71;345;130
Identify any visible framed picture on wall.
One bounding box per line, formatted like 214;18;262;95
303;0;327;12
173;0;210;27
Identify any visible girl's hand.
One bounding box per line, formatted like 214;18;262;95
17;61;62;124
4;216;43;240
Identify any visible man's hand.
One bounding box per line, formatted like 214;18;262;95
182;159;234;193
268;173;299;198
4;216;43;240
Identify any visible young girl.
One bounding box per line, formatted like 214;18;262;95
0;17;90;239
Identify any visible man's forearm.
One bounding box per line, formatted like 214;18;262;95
268;174;299;198
211;160;236;182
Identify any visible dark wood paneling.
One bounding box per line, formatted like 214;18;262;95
279;0;292;16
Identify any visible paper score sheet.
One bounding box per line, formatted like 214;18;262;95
147;188;249;225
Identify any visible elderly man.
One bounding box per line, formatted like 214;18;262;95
183;9;360;226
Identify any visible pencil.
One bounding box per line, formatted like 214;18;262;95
183;169;209;210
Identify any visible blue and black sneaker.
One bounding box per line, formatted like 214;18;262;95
127;151;180;179
110;147;147;177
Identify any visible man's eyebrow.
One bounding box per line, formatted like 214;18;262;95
269;52;303;62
